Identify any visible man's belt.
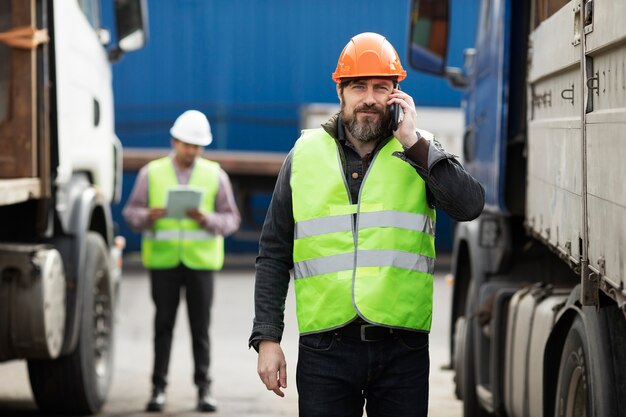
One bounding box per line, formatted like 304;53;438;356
339;321;424;343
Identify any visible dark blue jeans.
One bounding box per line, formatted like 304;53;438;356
296;328;429;417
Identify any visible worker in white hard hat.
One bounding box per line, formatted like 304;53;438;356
123;110;240;413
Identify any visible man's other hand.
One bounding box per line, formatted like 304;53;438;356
257;340;287;397
148;208;167;223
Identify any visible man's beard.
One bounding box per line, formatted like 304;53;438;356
342;102;391;143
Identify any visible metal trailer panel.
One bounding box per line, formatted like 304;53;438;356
587;119;626;290
526;3;583;264
527;3;580;84
526;0;626;299
526;293;568;417
583;0;626;54
525;119;582;261
584;8;626;293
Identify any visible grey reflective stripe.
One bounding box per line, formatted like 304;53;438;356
359;211;434;235
294;249;434;279
295;214;352;239
143;230;180;240
294;210;434;239
294;252;354;279
357;250;435;275
182;230;217;240
143;230;215;241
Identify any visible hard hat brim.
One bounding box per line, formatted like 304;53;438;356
170;127;213;146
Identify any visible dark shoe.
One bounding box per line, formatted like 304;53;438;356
146;387;166;412
197;388;217;412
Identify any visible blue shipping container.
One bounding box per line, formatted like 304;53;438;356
104;0;479;254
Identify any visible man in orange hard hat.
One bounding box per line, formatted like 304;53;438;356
250;33;484;416
124;110;240;413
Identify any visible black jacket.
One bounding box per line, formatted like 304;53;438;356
248;114;485;350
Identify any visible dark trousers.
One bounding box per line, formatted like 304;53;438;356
150;264;214;390
296;326;429;417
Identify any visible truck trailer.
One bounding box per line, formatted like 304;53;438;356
409;0;626;416
0;0;146;413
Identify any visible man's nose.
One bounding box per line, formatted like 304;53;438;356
363;88;377;105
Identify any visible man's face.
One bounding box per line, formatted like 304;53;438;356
172;138;203;168
338;78;394;143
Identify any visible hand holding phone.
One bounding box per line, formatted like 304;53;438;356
389;83;403;131
388;85;421;149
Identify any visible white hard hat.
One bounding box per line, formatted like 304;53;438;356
169;110;213;146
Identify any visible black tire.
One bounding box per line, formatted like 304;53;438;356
28;232;115;415
554;313;617;417
462;314;491;417
453;316;467;399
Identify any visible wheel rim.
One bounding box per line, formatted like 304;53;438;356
93;268;112;378
564;349;587;417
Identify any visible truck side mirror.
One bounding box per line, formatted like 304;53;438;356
407;0;469;88
407;0;449;75
109;0;149;61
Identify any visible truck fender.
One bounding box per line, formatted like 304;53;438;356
451;220;480;316
451;214;512;322
58;176;114;355
543;286;620;417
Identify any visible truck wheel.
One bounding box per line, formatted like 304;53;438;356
27;232;114;415
453;316;467;399
462;315;490;417
554;312;619;417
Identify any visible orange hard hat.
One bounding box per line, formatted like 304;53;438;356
332;32;406;83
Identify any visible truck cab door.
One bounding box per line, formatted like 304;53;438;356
52;0;115;201
465;0;507;212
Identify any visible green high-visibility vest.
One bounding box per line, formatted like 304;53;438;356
291;129;436;334
142;157;224;270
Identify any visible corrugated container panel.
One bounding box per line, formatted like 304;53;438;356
106;0;478;152
103;0;478;253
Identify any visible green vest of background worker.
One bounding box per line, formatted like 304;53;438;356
123;110;240;413
249;33;485;417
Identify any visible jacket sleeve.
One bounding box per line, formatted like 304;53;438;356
248;151;295;351
399;137;485;221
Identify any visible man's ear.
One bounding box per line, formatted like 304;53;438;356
336;84;342;103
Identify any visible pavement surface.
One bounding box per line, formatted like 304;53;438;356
0;255;462;417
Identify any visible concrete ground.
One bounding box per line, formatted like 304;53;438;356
0;255;462;417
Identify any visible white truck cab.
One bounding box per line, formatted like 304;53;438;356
0;0;147;413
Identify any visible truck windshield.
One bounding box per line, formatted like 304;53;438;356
0;1;10;125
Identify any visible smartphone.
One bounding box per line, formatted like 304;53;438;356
389;83;403;131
